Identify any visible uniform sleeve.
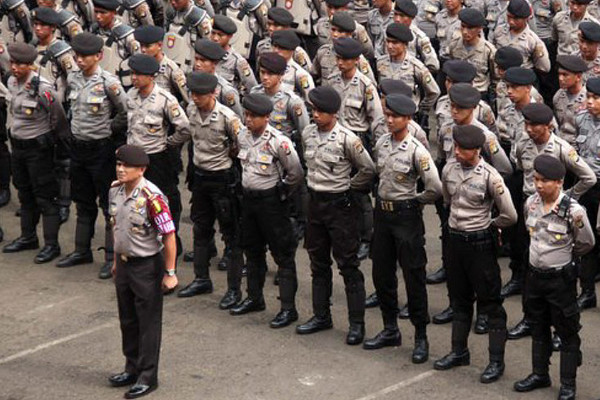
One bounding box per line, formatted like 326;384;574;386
145;190;176;235
358;57;377;85
296;70;315;103
364;81;387;141
289;97;309;141
563;145;597;199
571;204;595;257
311;50;323;82
125;35;141;56
133;2;154;26
197;17;212;38
276;135;304;188
170;64;189;105
441;163;452;207
356;26;375;60
235;56;258;96
346;133;376;191
41;87;71;141
105;78;129;134
416;62;440;110
488;170;518;228
485;134;513;176
532;35;551;72
165;97;191;141
480;103;498;135
417;32;440;73
294;48;313;72
221;87;243;117
414;147;442;204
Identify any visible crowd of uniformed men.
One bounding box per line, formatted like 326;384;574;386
1;0;600;397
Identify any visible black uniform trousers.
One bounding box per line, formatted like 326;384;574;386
304;190;365;324
371;201;429;330
446;228;507;355
0;102;10;192
190;167;242;290
578;183;600;293
11;135;60;245
115;253;164;386
242;188;298;310
70;138;116;257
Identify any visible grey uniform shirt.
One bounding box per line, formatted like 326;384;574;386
515;132;597;198
67;67;128;140
553;86;587;145
95;20;140;62
496;84;544;142
256;36;314;71
531;0;566;39
409;23;440;73
214;74;243;117
367;7;394;57
575;110;600;178
436;94;498;135
167;100;241;171
493;25;551;72
217;47;258;96
155;56;189;105
302;121;376;192
552;10;600;56
237;124;304;190
250;85;309;140
281;59;315;104
8;74;69;140
416;0;442;38
35;38;78;104
374;132;442;203
578;50;600;83
447;36;497;92
526;192;594;268
314;17;375;60
126;83;190;154
313;43;376;86
376;53;440;111
435;8;462;59
442;158;517;231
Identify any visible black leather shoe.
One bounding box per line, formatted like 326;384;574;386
558;384;576;400
56;250;93;268
230;297;265;315
426;266;446;284
501;278;522;298
3;235;39;253
34;244;60;264
363;329;401;349
552;332;562;352
365;292;379;308
398;304;410;319
0;188;10;207
124;383;157;399
219;288;241;309
270;309;298;328
577;291;596;310
183;251;194;262
508;319;531;340
177;279;213;298
108;372;137;388
346;323;365;345
513;373;551;392
296;315;333;335
434;350;470;370
480;361;505;383
412;338;429;364
357;242;370;261
432;306;454;324
59;206;70;225
474;314;489;334
99;262;112;279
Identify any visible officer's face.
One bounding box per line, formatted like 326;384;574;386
372;0;389;9
267;20;286;36
194;55;216;74
507;13;527;32
131;72;154;89
327;5;347;18
335;56;356;73
210;30;231;47
579;36;599;60
586;92;600;115
140;42;162;57
33;21;54;41
244;111;269;134
525;121;551;144
393;11;413;26
75;52;101;73
450;102;474;125
191;91;215;110
259;67;282;90
386;38;406;58
569;0;587;18
558;68;581;90
312;108;336;129
454;143;479;165
9;60;31;81
460;23;481;43
507;83;530;103
94;8;115;28
533;172;563;199
116;161;145;184
445;0;461;11
169;0;189;11
331;26;352;40
37;0;55;6
385;110;410;134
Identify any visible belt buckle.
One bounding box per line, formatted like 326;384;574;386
120;254;128;262
382;200;393;211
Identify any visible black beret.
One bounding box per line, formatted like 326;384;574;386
93;0;119;10
8;43;38;64
458;8;485;27
386;22;413;43
449;83;481;109
557;55;588;73
580;21;600;42
134;25;164;44
267;7;295;26
71;32;104;55
452;125;486;149
212;14;237;35
522;103;554;124
272;30;301;50
324;0;351;6
116;145;149;167
128;54;160;75
32;7;58;25
259;52;287;74
380;79;413;97
385;94;416;116
572;0;592;4
507;0;531;18
504;67;536;85
534;154;566;180
586;77;600;94
494;46;523;69
394;0;418;17
243;93;274;116
443;60;477;82
194;39;226;60
331;11;356;32
309;86;341;113
187;71;218;94
334;37;362;58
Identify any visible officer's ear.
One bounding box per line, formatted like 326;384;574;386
97;50;104;62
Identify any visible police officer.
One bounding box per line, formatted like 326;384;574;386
126;54;188;255
38;0;84;41
0;0;33;43
296;86;376;345
271;30;315;104
513;154;594;400
56;33;128;280
120;0;165;28
211;14;257;97
107;144;178;399
363;94;441;364
367;0;394;57
554;55;588;146
552;0;600;57
433;125;517;384
229;93;304;328
0;81;10;208
434;0;462;66
2;43;70;263
167;72;244;310
578;21;600;82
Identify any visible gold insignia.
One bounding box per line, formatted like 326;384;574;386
361;60;369;74
535;44;544;58
260;155;268;162
575;214;585;229
231;119;240;135
242;65;251;77
423;44;432;54
25;108;33;115
64;59;72;71
489;139;499;154
366;88;374;101
396;173;405;182
69;24;81;36
226;92;235;106
91;105;99;113
419;155;430;171
300;75;309;89
296;52;306;66
293;104;303;116
260;164;268;170
425;74;432;84
493;179;504;195
354;139;364;153
170;104;181;118
151;199;162;213
135;197;147;209
555;234;562;240
276;124;282;129
568;148;579;162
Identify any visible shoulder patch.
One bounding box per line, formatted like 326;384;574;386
300;75;309;89
293;103;303;116
109;83;121;96
366;87;374;101
169;103;181;118
225;92;236;106
280;140;291;155
419;154;431;171
568;148;580;162
493;178;505;195
353;138;364;153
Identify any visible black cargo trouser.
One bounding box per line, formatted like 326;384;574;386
578;183;600;293
145;150;182;233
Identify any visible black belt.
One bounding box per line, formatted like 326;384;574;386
243;187;278;199
71;137;111;149
10;133;53;150
448;227;492;242
194;166;234;182
529;263;570;276
118;253;157;263
308;188;349;202
376;198;420;212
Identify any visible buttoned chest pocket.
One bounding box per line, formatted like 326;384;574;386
345;98;363;110
370;24;381;37
322;152;343;165
87;96;106;115
437;28;446;40
256;153;274;175
546;220;569;245
470;57;488;73
442;136;454;152
391;160;411;179
108;202;117;226
526;215;537;237
237;148;249;162
68;90;79;103
21;100;38;118
143;114;163;135
522;158;534;171
465;185;486;204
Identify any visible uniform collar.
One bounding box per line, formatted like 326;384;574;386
122;177;147;200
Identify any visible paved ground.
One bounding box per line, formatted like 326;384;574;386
1;184;600;400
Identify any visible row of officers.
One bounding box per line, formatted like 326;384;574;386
2;30;600;399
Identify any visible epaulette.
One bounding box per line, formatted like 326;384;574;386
141;186;163;213
47;40;72;60
112;23;134;40
56;9;77;27
184;6;206;28
121;0;145;9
